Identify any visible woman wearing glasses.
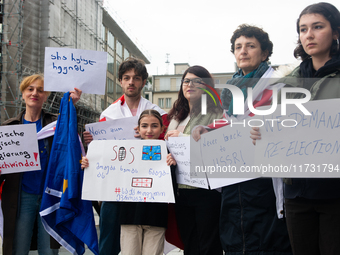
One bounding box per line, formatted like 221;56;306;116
165;65;223;255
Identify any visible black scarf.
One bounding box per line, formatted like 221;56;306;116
300;53;340;90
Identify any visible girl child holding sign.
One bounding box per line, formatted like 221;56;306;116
82;109;177;255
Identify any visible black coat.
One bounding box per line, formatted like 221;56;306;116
220;178;292;255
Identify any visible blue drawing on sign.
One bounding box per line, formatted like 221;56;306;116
51;51;97;75
142;145;161;160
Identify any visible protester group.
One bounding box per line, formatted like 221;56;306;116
1;2;340;255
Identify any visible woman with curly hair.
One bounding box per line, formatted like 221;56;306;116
217;24;292;255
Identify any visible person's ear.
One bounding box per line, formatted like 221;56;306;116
261;50;269;62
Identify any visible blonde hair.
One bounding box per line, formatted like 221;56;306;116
20;74;50;96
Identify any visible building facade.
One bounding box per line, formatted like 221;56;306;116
0;0;149;133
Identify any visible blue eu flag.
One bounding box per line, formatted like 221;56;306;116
40;92;98;255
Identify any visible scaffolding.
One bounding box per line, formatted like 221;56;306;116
0;0;104;134
0;0;24;123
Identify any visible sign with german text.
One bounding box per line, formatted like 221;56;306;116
0;124;40;174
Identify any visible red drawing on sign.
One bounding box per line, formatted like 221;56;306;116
112;146;118;161
34;152;38;166
131;178;153;188
128;147;135;164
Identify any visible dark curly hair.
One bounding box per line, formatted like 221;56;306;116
168;65;222;122
230;24;273;62
294;2;340;61
118;57;148;81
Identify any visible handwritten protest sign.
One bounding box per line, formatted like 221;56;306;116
85;116;138;140
199;125;256;189
82;140;175;203
255;99;340;177
0;124;40;174
167;137;208;189
44;47;107;94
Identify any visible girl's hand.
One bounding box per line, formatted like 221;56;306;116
83;131;94;145
167;153;177;166
250;127;261;145
81;156;89;169
192;126;208;142
134;126;141;138
70;88;82;105
164;130;181;140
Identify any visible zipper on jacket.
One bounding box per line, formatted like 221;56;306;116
238;184;246;254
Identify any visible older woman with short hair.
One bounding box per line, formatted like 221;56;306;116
218;24;292;255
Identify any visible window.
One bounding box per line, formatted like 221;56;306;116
101;24;106;41
108;31;114;49
116;40;123;57
116;83;122;99
215;79;220;85
124;48;129;60
165;98;172;108
116;60;120;76
107;54;114;74
116;83;122;94
176;78;181;90
101;99;105;111
160;78;170;91
158;98;164;108
107;78;114;94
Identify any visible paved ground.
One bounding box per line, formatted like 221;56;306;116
57;247;184;255
1;210;184;255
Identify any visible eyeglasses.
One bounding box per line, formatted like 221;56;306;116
182;78;205;87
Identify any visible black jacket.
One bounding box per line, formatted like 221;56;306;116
220;178;292;255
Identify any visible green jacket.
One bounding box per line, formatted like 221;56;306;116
277;66;340;199
277;65;340;100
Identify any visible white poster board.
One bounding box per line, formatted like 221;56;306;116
0;124;40;174
167;137;209;189
82;140;175;203
200;125;256;189
255;99;340;177
44;47;107;95
85;116;138;140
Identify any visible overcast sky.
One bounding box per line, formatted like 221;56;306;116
105;0;340;75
